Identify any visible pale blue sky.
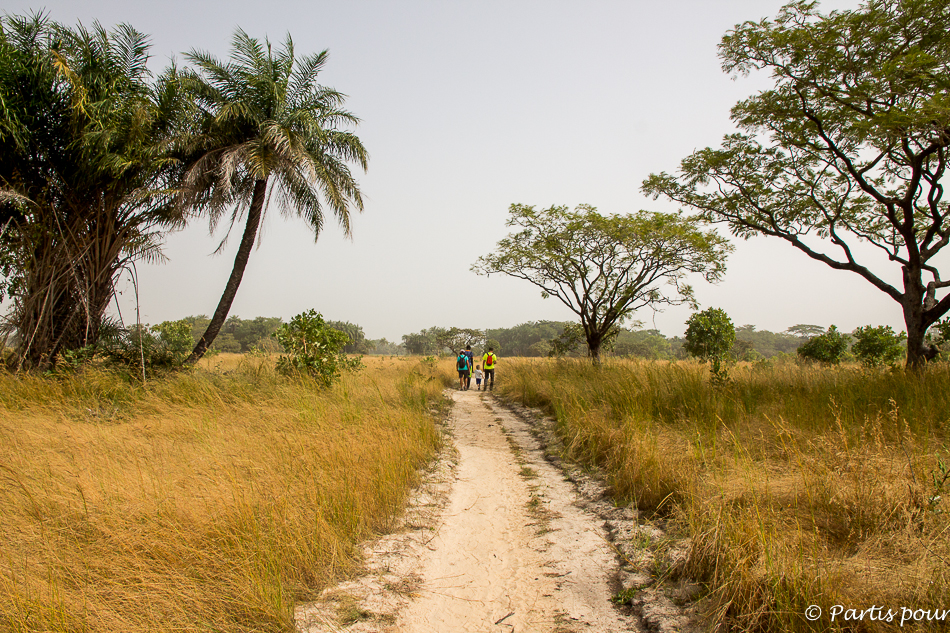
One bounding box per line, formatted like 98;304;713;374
6;0;929;342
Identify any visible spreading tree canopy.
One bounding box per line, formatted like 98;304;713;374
643;0;950;368
472;204;731;363
399;326;484;356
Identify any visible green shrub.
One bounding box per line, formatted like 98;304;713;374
928;319;950;359
151;320;195;360
273;310;363;386
72;319;196;375
852;325;906;367
797;325;849;364
730;339;759;362
684;307;735;381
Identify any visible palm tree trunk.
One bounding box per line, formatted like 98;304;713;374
185;178;267;365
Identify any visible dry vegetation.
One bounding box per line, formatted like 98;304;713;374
0;355;451;632
501;358;950;632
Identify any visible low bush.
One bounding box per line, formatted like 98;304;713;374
852;325;906;366
684;307;735;382
796;324;849;364
274;310;363;386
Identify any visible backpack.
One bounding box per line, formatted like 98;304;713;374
484;353;495;367
457;354;469;371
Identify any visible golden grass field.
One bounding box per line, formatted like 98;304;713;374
0;354;451;633
499;358;950;632
4;353;948;632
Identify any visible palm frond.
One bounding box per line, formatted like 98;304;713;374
289;49;329;97
176;27;368;255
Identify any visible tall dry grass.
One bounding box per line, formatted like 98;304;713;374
501;358;950;632
0;354;450;632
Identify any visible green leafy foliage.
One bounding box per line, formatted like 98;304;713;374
273;310;363;385
684;308;736;360
643;0;950;367
0;14;189;369
327;320;372;354
548;323;586;358
851;325;906;367
549;323;620;358
733;324;801;357
401;329;439;356
926;319;950;360
684;308;735;381
611;329;673;360
797;325;850;365
438;327;484;355
485;321;566;357
150;321;196;361
364;338;405;356
401;326;484;356
181;315;282;353
474;204;731;363
730;339;759;362
403;320;819;361
76;319;197;376
786;324;825;339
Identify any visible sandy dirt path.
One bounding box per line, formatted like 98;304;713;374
395;389;638;632
296;388;681;632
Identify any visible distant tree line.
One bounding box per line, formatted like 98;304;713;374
399;320;832;361
114;315;945;366
176;316;402;356
125;317;829;360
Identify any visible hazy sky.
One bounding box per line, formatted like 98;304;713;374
7;0;932;342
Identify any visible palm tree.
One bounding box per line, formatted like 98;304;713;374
177;30;367;364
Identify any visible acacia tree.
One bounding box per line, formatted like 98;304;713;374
472;204;731;364
399;326;483;355
440;327;485;354
643;0;950;369
177;30;367;364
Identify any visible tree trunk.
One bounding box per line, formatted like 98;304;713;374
902;266;940;370
586;333;602;366
904;300;938;369
185;178;267;365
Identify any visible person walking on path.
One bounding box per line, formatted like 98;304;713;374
463;345;475;390
456;350;470;390
482;347;497;391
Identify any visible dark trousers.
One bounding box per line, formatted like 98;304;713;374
484;368;495;389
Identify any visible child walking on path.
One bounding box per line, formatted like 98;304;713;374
474;365;483;390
